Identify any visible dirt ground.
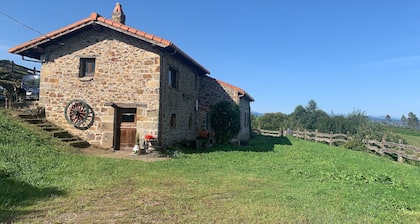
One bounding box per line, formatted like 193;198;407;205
79;145;171;162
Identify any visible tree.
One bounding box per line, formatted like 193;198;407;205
306;99;318;112
257;112;288;130
289;105;307;129
401;115;407;127
407;112;419;129
209;101;241;144
329;115;348;134
385;114;391;125
346;110;369;135
251;114;258;130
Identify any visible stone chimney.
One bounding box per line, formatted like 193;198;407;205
112;2;126;24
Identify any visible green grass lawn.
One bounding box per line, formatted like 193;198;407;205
390;126;420;147
1;111;419;223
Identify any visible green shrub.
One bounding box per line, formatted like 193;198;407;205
210;101;240;144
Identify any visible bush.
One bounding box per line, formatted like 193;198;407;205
210;101;240;144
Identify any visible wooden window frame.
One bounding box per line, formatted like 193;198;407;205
168;67;178;89
79;58;96;78
170;113;177;129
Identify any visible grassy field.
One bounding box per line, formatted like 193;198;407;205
390;126;420;148
1;111;419;223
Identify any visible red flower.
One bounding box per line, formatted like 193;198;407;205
145;135;154;140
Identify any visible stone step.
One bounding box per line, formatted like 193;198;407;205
69;140;90;148
42;126;61;132
53;131;74;138
19;114;38;119
36;123;54;128
16;109;91;149
23;118;45;124
60;137;80;142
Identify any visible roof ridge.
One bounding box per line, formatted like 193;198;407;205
215;78;255;102
8;11;209;74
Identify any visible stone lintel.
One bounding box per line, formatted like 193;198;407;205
104;102;147;108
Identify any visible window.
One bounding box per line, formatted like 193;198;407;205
168;67;178;88
79;58;95;78
122;113;136;122
170;113;177;129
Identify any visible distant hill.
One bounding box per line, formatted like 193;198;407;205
368;115;403;126
252;111;264;117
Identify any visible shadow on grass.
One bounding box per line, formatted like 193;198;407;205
0;177;66;222
178;135;292;154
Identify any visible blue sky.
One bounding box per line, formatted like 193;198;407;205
1;0;419;119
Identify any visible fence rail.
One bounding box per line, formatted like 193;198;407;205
256;128;420;163
291;129;351;146
365;139;420;162
257;128;283;137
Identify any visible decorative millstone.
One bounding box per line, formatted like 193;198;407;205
64;99;95;130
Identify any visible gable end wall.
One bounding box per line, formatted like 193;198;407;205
39;28;161;148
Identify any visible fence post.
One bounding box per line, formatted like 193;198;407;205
315;129;318;142
380;135;386;156
398;139;404;163
304;129;307;140
329;131;333;146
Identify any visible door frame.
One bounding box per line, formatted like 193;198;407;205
113;107;137;150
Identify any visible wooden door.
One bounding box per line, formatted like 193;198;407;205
118;108;137;150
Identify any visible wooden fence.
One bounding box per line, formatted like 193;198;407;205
256;128;420;163
256;128;283;137
291;129;350;146
365;138;420;163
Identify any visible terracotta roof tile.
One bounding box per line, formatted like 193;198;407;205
127;27;137;34
8;11;174;51
152;36;163;43
8;9;253;102
216;79;254;102
96;14;106;22
103;18;115;26
216;79;244;93
144;33;154;40
9;11;210;74
160;39;171;46
90;12;99;20
135;30;146;37
120;24;130;31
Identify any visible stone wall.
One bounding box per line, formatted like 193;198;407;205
237;97;251;142
159;56;201;146
39;28;161;148
37;26;252;149
198;76;251;141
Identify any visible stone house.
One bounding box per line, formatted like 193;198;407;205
9;3;254;150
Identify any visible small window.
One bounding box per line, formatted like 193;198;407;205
168;67;178;88
79;58;95;78
122;113;136;122
170;113;177;129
